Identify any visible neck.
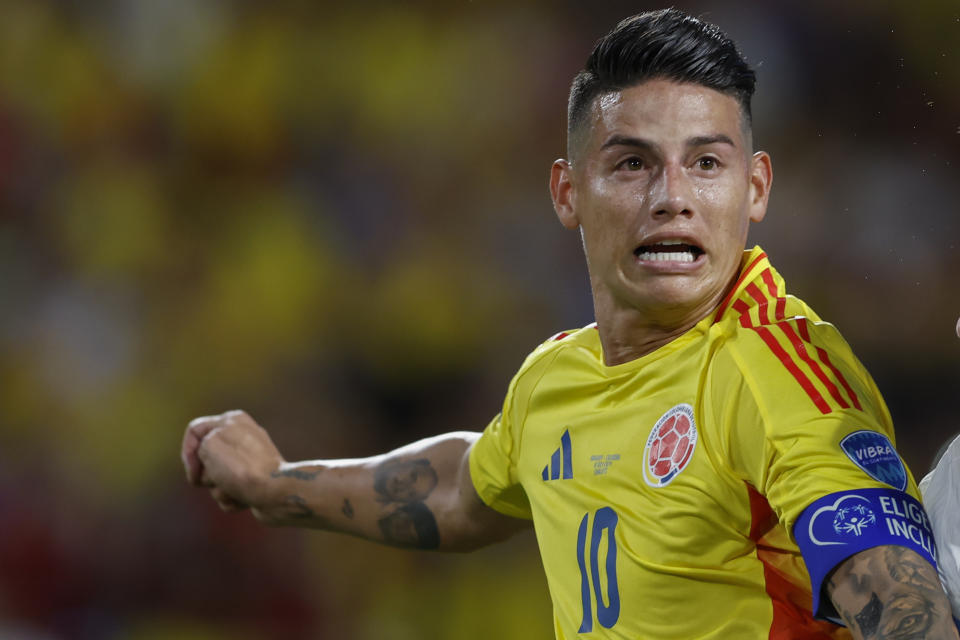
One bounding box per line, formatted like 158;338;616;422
594;304;707;366
591;277;738;367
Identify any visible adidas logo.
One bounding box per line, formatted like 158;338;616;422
542;429;573;481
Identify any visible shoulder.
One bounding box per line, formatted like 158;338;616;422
505;323;601;396
517;323;600;373
708;252;873;417
709;300;881;432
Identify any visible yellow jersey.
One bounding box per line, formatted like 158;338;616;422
469;246;936;639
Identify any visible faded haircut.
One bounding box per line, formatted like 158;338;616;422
567;8;756;159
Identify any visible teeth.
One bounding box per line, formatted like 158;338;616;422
637;251;696;263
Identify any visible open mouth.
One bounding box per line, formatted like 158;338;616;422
634;240;704;264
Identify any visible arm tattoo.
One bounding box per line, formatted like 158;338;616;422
877;547;937;639
271;467;323;481
877;593;933;639
377;503;440;549
282;495;317;519
341;498;354;519
373;458;440;549
373;459;438;502
828;546;948;640
884;546;940;592
855;593;883;637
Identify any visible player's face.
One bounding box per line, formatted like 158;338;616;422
551;79;772;326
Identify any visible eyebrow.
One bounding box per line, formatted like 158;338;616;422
599;133;737;152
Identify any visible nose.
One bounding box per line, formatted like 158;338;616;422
649;163;693;218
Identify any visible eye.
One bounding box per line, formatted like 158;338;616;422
619;157;645;171
697;156;719;171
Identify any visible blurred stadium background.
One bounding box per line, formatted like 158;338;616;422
0;0;957;638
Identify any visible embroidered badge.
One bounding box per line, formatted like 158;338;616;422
642;404;697;488
840;430;907;491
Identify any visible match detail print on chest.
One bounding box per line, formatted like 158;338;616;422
531;394;702;491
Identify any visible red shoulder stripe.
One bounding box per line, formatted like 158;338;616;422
733;299;832;415
745;283;772;325
750;270;858;413
777;321;850;410
796;318;863;411
760;269;787;321
713;251;768;324
799;319;864;411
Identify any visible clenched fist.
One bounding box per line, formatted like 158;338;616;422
181;410;285;516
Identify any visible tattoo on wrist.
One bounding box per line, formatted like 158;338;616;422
342;498;354;519
271;467;323;481
373;458;440;549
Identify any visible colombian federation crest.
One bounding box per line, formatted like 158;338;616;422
839;430;907;491
643;404;698;488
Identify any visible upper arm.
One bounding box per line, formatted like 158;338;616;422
713;336;941;617
826;545;957;639
368;431;529;552
439;437;531;551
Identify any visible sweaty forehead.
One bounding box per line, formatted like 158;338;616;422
581;79;747;155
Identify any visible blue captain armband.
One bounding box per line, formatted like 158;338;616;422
794;488;938;619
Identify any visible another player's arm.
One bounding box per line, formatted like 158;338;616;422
181;410;530;551
826;545;959;639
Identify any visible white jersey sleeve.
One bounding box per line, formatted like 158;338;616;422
919;433;960;618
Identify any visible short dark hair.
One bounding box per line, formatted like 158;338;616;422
567;9;756;158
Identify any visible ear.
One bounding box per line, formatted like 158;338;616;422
550;159;580;230
748;151;773;223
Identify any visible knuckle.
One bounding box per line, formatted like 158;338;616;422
188;415;215;429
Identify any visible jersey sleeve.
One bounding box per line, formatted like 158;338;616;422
468;351;540;520
469;408;532;520
712;321;935;619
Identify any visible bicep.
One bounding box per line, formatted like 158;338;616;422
826;545;956;639
375;431;528;552
437;437;531;551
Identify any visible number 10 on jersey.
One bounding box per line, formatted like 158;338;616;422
576;507;620;632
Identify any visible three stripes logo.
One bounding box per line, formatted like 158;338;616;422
542;429;573;481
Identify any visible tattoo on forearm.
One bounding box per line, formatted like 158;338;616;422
374;459;438;502
342;498;354;519
377;503;440;549
283;495;316;519
271;467;323;481
372;458;440;549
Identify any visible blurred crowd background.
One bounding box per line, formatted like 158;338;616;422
0;0;958;638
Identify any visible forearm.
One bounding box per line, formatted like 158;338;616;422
251;431;526;551
827;545;959;639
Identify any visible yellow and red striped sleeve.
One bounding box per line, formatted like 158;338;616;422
710;248;919;531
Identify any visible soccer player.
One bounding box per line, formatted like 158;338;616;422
182;9;958;639
919;319;960;619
